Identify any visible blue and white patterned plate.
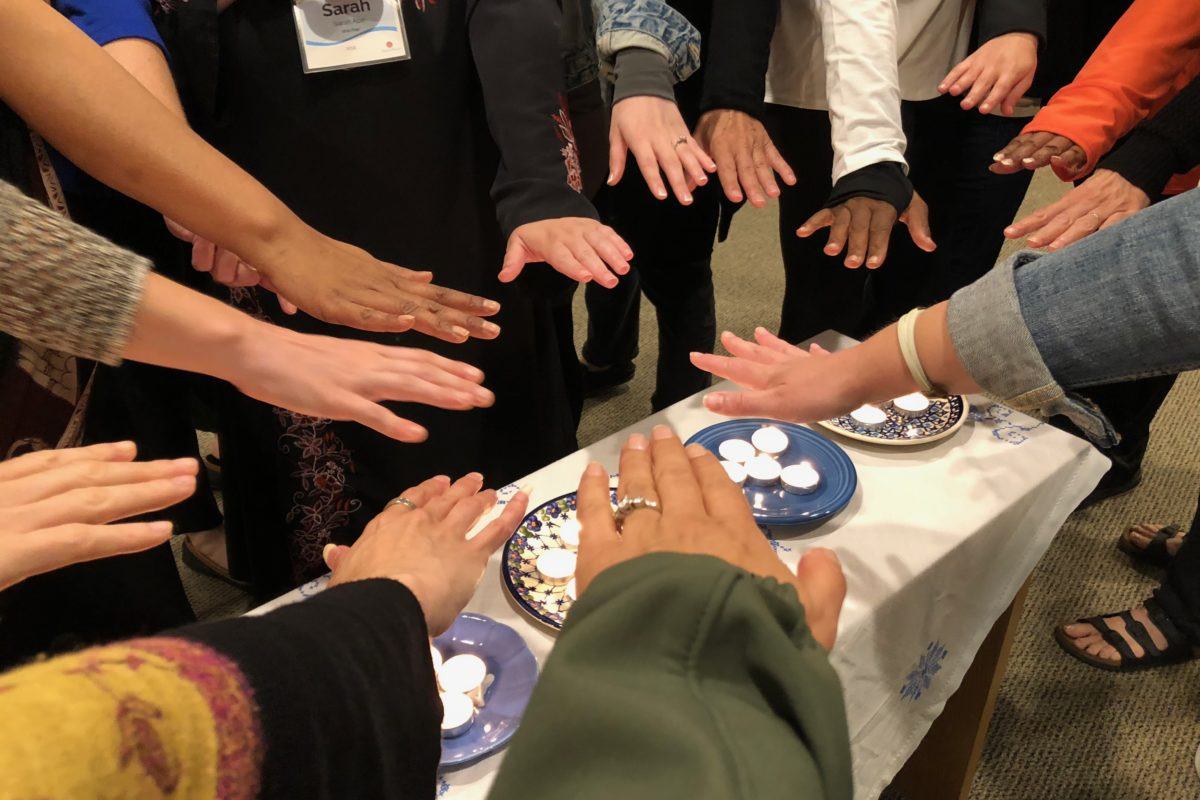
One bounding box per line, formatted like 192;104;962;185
436;613;538;770
817;396;969;446
501;489;616;632
685;419;857;527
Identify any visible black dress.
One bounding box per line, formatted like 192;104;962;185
165;0;595;596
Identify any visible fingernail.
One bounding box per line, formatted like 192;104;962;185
585;461;606;477
651;424;673;440
171;457;198;471
992;152;1004;161
1001;158;1014;166
980;105;991;113
656;189;668;199
396;314;416;326
867;257;880;267
481;321;501;336
626;433;648;450
685;443;708;459
482;299;501;313
704;393;725;411
172;474;196;488
697;176;707;185
475;388;494;404
149;520;173;535
683;194;693;203
322;543;338;566
452;325;470;339
1021;157;1035;164
607;172;615;184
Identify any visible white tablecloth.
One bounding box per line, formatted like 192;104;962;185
251;331;1109;800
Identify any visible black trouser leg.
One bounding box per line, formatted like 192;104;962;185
1152;488;1200;646
582;269;642;370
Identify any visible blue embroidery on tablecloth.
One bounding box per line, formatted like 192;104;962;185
901;641;948;701
297;575;329;598
763;528;794;555
970;403;1043;446
436;777;450;797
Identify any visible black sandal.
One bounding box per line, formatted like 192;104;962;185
1054;599;1195;672
1117;523;1183;567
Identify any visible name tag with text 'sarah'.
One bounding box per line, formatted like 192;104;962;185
292;0;411;73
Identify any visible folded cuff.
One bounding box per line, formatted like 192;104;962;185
612;48;675;104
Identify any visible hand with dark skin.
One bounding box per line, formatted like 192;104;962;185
990;131;1087;175
798;192;936;268
694;109;797;207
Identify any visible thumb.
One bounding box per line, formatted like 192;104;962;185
498;237;528;283
795;548;846;651
164;217;196;243
322;542;350;572
703;388;786;419
901;200;936;252
797;208;833;239
608;127;628;186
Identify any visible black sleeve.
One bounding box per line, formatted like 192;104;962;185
182;580;441;800
1099;73;1200;200
468;0;599;238
974;0;1047;49
825;161;913;214
698;0;780;119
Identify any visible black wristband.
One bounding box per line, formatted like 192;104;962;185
824;161;913;214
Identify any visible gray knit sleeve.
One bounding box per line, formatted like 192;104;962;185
0;180;149;365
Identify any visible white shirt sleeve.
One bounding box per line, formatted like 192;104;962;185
819;0;908;183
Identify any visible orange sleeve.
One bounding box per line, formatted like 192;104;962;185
1022;0;1200;181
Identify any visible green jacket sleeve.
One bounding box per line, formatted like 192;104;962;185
489;553;852;800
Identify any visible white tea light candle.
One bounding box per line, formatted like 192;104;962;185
557;518;581;550
430;644;443;675
781;462;821;495
849;404;888;429
536;548;576;586
439;653;487;698
751;425;788;456
440;691;476;738
721;460;748;486
718;438;756;464
891;392;930;417
746;454;782;486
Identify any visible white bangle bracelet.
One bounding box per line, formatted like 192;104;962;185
896;308;936;395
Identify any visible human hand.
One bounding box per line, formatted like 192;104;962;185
166;218;299;315
694;109;796;207
1003;168;1150;250
608;96;717;205
574;425;845;650
990;131;1086;175
798;191;935;268
0;441;197;591
500;217;633;289
226;324;496;442
325;474;530;635
939;32;1038;116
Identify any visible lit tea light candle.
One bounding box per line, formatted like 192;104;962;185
439;653;488;706
781;461;821;495
718;438;756;464
849;404;888;429
746;454;782;486
890;392;930;418
536;548;576;586
430;644;443;674
557;518;581;550
440;691;476;738
565;577;577;601
751;425;788;456
721;460;748;486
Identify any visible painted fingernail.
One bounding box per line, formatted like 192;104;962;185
585;461;606;477
1002;158;1014;166
685;443;708;459
1022;157;1035;164
992;152;1004;161
626;433;648;450
651;424;673;440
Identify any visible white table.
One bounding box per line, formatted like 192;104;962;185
253;331;1108;800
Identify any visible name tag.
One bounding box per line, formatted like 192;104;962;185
292;0;410;73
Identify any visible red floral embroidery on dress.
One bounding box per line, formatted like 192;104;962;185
552;97;584;193
412;0;437;10
229;288;362;583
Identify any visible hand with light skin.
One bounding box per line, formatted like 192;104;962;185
501;218;633;289
1004;168;1151;250
324;474;530;635
574;426;846;650
0;442;198;591
799;191;936;269
694;109;797;207
608;96;717;205
939;32;1038;116
990;131;1087;175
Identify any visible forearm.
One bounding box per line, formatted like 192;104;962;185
491;553;853;800
102;38;185;118
0;0;303;267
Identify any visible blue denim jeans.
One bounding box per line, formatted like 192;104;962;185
948;188;1200;447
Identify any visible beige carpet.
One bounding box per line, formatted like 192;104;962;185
185;172;1200;798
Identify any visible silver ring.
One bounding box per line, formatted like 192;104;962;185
614;496;661;528
1085;211;1102;223
672;136;688;148
386;497;418;511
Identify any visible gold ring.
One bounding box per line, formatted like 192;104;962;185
673;136;688;148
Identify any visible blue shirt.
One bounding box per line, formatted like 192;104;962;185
53;0;165;53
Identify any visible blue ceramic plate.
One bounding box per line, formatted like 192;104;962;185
435;613;539;770
502;489;617;631
817;395;969;446
685;419;857;527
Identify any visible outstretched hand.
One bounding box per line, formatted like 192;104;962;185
501;218;633;289
798;192;935;268
694;109;796;207
1004;168;1150;250
939;32;1038;116
608;95;717;205
990;131;1086;176
574;425;846;650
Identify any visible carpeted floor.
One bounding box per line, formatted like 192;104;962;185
184;172;1200;798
